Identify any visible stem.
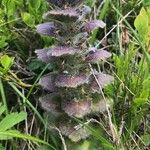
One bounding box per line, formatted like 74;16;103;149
9;82;45;125
99;0;111;20
26;63;50;99
0;78;8;114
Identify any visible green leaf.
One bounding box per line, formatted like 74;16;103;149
0;55;14;71
0;130;56;150
133;90;149;106
0;130;19;140
143;77;150;90
0;112;27;131
2;0;16;18
0;144;5;150
14;0;23;6
37;145;52;150
74;118;115;150
146;8;150;24
143;0;150;6
21;12;35;27
0;36;8;48
76;140;90;150
141;134;150;145
28;59;45;70
29;0;42;11
0;105;6;116
134;7;149;42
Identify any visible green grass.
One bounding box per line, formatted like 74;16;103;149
0;0;150;149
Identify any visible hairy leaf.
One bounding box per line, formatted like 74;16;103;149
55;73;89;88
35;48;55;63
39;94;62;113
82;20;106;32
47;0;84;8
44;8;79;22
47;46;81;57
90;72;114;93
36;22;57;36
86;49;112;63
59;122;90;142
39;73;57;92
63;98;91;118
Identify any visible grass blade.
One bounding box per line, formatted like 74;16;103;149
0;130;56;150
0;79;8;114
8;82;45;125
0;112;27;132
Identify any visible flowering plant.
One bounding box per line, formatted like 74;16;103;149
35;0;114;142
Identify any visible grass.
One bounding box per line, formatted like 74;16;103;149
0;0;150;149
0;79;8;115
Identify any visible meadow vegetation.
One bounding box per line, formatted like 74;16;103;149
0;0;150;150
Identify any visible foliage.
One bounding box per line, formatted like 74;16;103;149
35;0;114;148
0;55;14;74
0;105;55;149
134;7;150;51
0;0;150;149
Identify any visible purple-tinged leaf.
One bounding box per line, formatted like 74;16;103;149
55;73;89;88
36;22;57;36
68;126;90;142
85;49;112;63
90;72;114;93
82;20;106;32
73;32;88;45
47;0;84;8
35;49;55;63
44;9;78;22
81;5;91;15
39;94;61;113
59;121;90;142
77;5;91;21
91;99;113;113
39;73;57;92
63;98;91;118
47;46;81;57
59;121;75;137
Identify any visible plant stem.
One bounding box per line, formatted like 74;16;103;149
0;78;8;114
99;0;111;20
8;82;45;125
27;63;50;99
